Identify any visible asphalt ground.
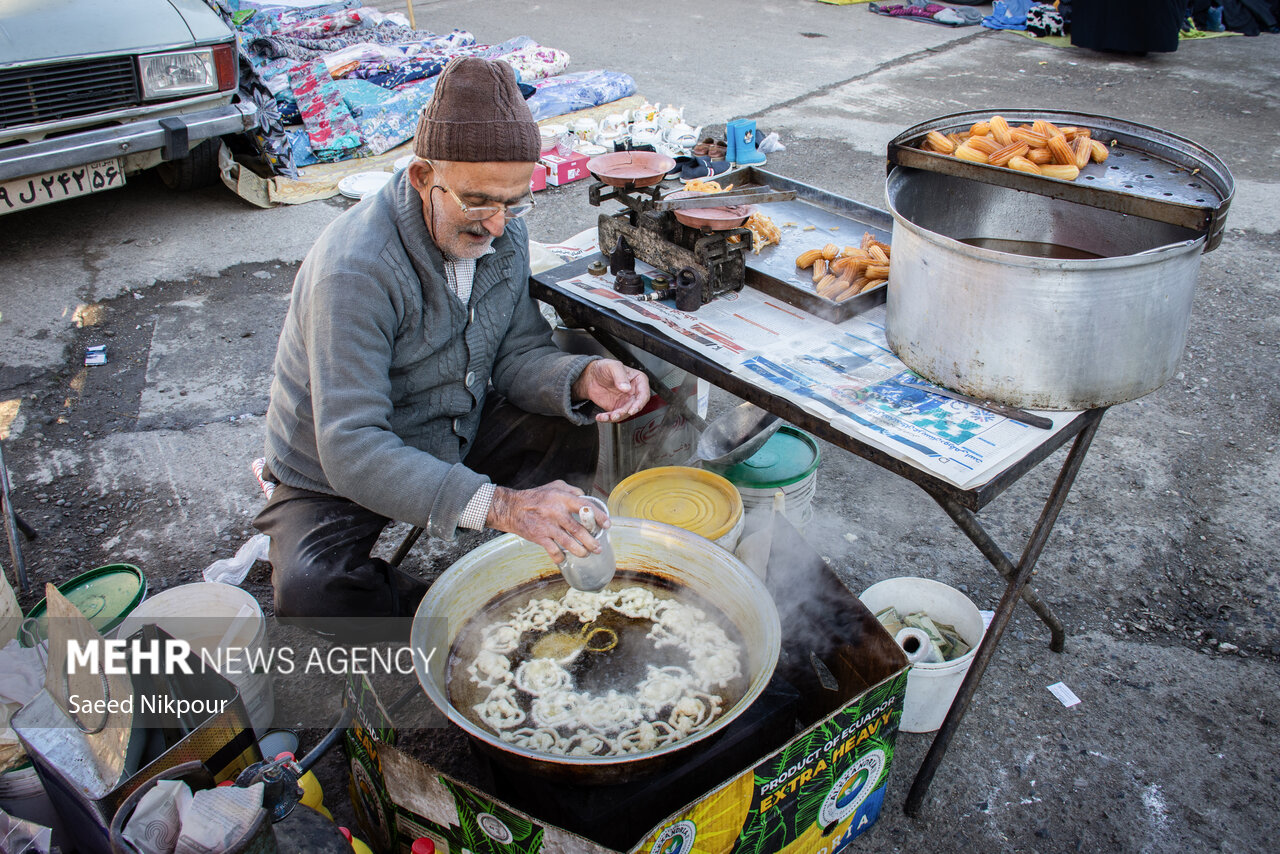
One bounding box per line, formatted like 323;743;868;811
1;2;1278;851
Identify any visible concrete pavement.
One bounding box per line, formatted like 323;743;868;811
1;3;1277;851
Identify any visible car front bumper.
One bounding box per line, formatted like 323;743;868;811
0;100;258;184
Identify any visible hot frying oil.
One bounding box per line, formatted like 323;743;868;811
446;571;747;736
960;237;1104;260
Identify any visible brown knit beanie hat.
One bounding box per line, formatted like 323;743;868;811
413;57;539;162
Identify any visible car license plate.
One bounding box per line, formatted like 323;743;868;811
0;158;125;213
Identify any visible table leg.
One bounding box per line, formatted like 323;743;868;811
1;441;31;592
931;494;1066;653
903;408;1105;816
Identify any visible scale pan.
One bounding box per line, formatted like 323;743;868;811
587;151;676;189
665;190;752;231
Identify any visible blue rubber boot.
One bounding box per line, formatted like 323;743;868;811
725;120;740;164
730;118;766;166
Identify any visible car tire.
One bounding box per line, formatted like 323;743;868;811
157;138;222;191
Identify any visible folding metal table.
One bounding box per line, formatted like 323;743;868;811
530;256;1106;814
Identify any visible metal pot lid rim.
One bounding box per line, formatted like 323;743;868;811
884;174;1206;269
886;108;1233;251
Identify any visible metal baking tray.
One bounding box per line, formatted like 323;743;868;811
886;109;1234;252
713;166;894;323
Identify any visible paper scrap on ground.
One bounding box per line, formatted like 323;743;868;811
538;227;600;265
555;270;1076;489
1047;681;1081;708
124;779;193;854
0;639;47;772
175;782;264;854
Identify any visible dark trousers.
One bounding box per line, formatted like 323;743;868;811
253;395;597;622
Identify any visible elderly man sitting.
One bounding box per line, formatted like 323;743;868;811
254;57;649;635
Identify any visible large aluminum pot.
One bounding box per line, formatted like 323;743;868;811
885;167;1206;410
410;518;781;785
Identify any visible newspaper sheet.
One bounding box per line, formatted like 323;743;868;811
555;271;1078;490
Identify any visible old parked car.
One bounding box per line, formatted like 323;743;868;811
0;0;257;214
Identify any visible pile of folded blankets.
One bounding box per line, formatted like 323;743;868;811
867;1;984;26
204;0;637;176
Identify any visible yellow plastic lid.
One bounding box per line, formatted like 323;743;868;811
608;466;743;543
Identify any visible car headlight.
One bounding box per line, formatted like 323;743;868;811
138;49;220;100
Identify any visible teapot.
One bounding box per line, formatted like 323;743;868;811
600;112;629;135
629;126;663;149
633;100;659;124
571;117;598;141
594;125;629;148
630;117;659;135
664;122;702;150
656;104;685;130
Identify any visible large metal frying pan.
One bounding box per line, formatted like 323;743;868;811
410;519;781;785
586;151;676;189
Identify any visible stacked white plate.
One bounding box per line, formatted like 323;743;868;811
337;171;393;200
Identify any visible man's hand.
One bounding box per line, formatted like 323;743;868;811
486;481;609;563
571;359;651;423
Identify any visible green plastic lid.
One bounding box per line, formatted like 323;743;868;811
21;564;147;647
709;426;820;489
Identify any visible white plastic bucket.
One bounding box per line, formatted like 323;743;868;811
738;474;817;528
116;582;274;734
0;762;66;846
708;427;820;529
859;577;985;733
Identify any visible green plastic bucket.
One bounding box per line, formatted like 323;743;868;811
707;426;820;526
20;563;147;646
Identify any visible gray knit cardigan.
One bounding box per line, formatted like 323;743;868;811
262;170;596;539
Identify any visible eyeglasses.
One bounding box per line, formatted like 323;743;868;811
427;161;535;221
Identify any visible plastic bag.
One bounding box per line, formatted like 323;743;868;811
123;779;192;854
202;534;270;586
0;810;53;854
757;132;785;155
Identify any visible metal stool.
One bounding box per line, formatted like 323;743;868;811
388;526;424;568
